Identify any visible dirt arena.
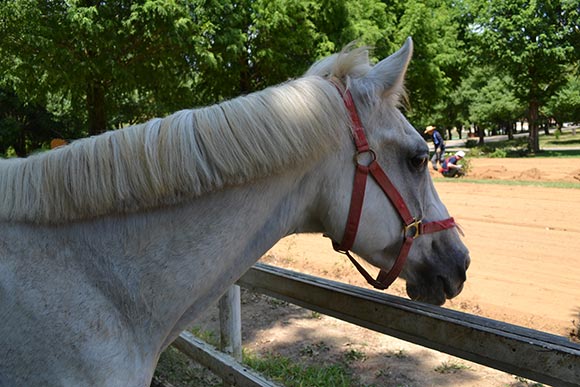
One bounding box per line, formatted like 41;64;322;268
193;157;580;387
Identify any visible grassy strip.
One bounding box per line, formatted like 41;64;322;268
433;177;580;189
155;346;358;387
540;131;580;148
461;132;580;158
155;326;360;387
243;351;357;387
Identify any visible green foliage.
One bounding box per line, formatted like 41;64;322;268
0;0;578;155
434;360;471;374
466;138;530;158
396;0;468;128
342;348;367;362
468;73;522;130
472;0;578;151
461;131;580;159
457;156;472;175
0;0;398;150
0;0;203;134
0;88;74;156
543;76;580;125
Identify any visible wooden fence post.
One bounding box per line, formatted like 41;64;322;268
218;285;242;361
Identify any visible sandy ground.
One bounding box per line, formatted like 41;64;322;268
190;157;580;387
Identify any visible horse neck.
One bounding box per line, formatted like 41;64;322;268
78;164;322;348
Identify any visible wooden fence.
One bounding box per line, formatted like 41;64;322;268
172;263;580;387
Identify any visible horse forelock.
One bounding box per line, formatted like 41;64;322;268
0;76;350;224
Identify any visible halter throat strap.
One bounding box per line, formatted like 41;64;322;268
329;79;456;290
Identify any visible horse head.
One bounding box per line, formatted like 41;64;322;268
309;38;470;305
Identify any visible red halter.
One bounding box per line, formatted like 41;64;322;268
330;80;457;290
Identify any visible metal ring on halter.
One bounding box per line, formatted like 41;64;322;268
354;149;376;166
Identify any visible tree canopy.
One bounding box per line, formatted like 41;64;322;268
0;0;579;155
472;0;579;151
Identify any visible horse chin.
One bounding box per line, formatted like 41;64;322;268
405;277;464;306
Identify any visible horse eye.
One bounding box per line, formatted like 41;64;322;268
411;155;428;170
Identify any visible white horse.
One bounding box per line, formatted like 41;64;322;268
0;38;469;386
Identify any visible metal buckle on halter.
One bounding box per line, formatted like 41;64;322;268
404;219;422;239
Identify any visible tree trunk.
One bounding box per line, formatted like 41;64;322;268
456;123;463;139
86;81;107;135
507;120;514;140
477;124;485;145
14;125;27;157
528;100;540;153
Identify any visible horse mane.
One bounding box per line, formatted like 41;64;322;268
0;46;371;224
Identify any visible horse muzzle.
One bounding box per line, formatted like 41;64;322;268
404;248;470;305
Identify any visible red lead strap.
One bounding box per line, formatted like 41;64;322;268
330;80;457;290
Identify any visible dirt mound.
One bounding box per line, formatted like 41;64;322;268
468;166;508;180
453;158;580;183
516;167;543;180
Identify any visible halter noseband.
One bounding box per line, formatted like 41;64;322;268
329;80;457;290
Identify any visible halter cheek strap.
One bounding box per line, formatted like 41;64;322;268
329;80;456;290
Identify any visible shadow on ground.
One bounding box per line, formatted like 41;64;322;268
154;288;535;387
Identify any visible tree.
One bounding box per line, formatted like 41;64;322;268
392;0;469;134
543;74;580;130
0;87;70;156
195;0;397;102
469;73;522;139
473;0;578;152
196;0;332;101
0;0;206;135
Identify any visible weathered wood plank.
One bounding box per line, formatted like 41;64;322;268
173;331;281;387
238;263;580;387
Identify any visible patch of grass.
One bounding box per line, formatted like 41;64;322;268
433;177;580;189
244;351;357;387
343;348;367;363
154;347;222;387
188;326;218;346
434;360;471;374
570;310;580;343
385;349;408;359
267;298;289;308
464;137;531;158
513;375;545;386
310;311;322;319
463;131;580;158
536;148;580;157
540;131;580;148
299;341;330;357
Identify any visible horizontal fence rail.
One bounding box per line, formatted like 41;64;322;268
174;331;281;387
235;263;580;387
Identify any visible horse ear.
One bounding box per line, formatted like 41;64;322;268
366;37;413;104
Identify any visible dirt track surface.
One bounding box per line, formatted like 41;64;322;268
193;157;580;387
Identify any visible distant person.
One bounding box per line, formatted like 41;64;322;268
425;125;445;170
440;151;466;178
